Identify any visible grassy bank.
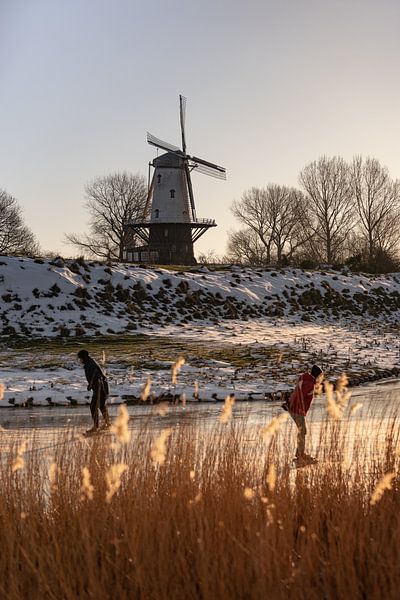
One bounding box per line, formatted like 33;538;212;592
0;404;399;599
1;333;285;369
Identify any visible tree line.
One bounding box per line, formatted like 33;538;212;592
226;156;400;272
1;156;399;272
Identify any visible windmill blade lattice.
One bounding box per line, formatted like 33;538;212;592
190;155;226;180
179;95;187;153
147;132;181;154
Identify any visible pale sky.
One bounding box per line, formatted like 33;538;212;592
1;0;400;257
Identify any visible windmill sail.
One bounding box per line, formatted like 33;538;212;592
147;132;181;154
184;163;197;220
190;155;226;180
179;95;187;153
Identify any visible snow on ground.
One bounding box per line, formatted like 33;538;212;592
1;317;399;407
1;256;400;405
1;256;400;337
154;319;400;370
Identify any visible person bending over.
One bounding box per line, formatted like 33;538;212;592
78;349;111;434
283;364;323;465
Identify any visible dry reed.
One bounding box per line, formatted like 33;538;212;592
0;399;399;599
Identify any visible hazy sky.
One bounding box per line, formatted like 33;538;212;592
1;0;400;257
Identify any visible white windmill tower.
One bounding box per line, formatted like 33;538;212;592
125;95;226;265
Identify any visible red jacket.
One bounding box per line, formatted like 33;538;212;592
289;372;316;416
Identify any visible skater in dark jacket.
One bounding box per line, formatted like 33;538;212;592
78;349;111;434
283;364;323;465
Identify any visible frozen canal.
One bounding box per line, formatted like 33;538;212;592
0;379;399;460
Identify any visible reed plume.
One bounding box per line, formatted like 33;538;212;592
171;356;185;384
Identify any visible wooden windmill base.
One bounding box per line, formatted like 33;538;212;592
124;221;216;266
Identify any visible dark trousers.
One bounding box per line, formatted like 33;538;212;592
90;385;110;428
289;411;307;457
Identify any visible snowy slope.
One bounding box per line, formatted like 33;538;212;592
1;256;400;338
1;256;400;406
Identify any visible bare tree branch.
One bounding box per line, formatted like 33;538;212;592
230;185;312;265
350;156;400;264
299;156;355;263
0;189;40;256
65;172;147;260
226;228;270;265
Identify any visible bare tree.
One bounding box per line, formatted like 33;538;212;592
226;228;269;265
231;188;275;263
299;156;355;264
197;249;221;264
268;186;312;263
231;185;310;264
350;156;400;265
0;189;39;256
66;172;147;261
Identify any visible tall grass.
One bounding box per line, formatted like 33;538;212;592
0;404;399;599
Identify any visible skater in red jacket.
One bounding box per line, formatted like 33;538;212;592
283;365;323;465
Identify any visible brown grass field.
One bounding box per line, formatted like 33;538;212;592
0;398;399;600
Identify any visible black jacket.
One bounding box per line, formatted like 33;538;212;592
83;357;109;394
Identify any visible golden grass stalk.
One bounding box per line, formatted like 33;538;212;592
140;377;152;402
12;441;27;473
219;394;235;424
150;429;172;466
171;356;185;384
111;404;131;444
336;374;352;408
261;413;288;441
267;463;277;493
336;373;349;393
154;401;169;416
105;463;128;503
188;492;202;505
80;467;94;501
370;472;396;506
0;398;399;598
325;381;343;419
325;375;352;419
0;382;4;401
314;373;325;396
266;503;275;526
350;402;363;416
48;461;58;492
243;487;256;500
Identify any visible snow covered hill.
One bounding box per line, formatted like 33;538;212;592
1;256;400;338
2;256;400;407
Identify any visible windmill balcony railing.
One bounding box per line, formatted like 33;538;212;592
191;218;216;225
127;218;216;226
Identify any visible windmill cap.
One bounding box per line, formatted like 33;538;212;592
153;153;185;167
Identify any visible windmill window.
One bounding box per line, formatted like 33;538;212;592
157;174;162;184
170;189;175;198
164;228;168;237
155;209;159;219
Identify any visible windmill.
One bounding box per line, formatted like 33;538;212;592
124;95;226;265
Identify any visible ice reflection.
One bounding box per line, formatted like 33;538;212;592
0;382;399;473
